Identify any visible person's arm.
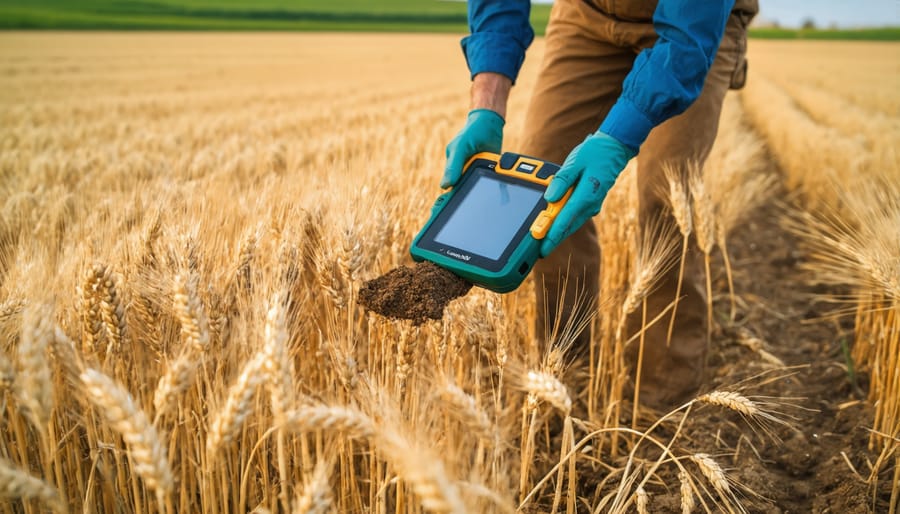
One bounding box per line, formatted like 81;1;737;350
442;1;532;189
461;0;534;85
599;0;735;152
470;72;512;119
542;0;735;256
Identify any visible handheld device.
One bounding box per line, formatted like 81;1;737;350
410;152;572;293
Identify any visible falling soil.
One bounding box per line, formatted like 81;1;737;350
358;261;472;324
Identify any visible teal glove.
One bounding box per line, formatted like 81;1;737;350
540;132;636;257
441;109;505;189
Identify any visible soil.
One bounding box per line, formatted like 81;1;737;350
357;261;472;324
680;200;896;514
568;190;896;513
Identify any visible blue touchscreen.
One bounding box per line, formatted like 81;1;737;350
433;174;542;260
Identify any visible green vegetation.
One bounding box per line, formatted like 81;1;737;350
2;1;896;41
749;26;900;41
0;0;552;34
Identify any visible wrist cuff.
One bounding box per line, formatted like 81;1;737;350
599;98;655;154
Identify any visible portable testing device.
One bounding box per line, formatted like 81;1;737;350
410;152;572;293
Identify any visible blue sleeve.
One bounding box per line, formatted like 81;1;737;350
460;0;534;84
600;0;735;152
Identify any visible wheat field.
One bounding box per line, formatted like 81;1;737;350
1;33;898;513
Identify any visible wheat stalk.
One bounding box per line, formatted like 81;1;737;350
81;368;174;496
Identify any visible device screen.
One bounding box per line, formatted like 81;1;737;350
433;171;544;260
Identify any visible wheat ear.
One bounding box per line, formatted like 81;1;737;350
292;460;333;514
0;298;26;323
16;303;54;431
636;485;649;514
207;352;267;452
98;268;127;355
689;165;717;343
679;470;696;514
0;355;13;393
153;351;200;415
154;272;209;415
284;405;375;440
172;272;209;352
664;163;693;346
439;382;494;441
697;391;760;417
81;369;174;496
689;453;730;496
263;293;294;422
525;370;572;415
376;426;467;514
0;458;64;512
79;264;105;354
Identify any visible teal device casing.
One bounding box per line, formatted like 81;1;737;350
410;152;561;293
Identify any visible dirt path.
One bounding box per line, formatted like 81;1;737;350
659;184;895;512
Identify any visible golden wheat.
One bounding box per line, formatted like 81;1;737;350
80;368;174;496
0;32;896;513
0;458;64;512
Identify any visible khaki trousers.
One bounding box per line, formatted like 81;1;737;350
520;0;757;406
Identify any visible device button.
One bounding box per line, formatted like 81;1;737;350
530;212;552;239
536;167;554;179
431;192;451;215
499;152;518;170
516;162;537;174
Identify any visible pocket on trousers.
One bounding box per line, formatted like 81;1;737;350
724;11;753;90
730;55;748;90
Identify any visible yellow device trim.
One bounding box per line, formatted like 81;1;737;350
459;152;497;180
529;188;573;240
462;152;555;186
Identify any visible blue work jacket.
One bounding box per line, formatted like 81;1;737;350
461;0;735;152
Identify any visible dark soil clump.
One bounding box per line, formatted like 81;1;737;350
358;261;472;324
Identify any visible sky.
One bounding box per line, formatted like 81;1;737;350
531;0;899;28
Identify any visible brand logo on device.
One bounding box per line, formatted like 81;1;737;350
445;250;471;262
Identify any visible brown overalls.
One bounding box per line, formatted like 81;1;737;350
520;0;759;407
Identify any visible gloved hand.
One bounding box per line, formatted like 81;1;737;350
441;109;505;189
540;131;636;257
